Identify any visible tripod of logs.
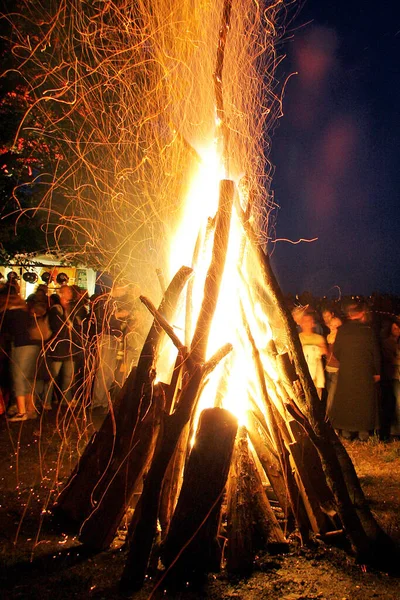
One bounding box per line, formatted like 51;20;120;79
53;178;395;594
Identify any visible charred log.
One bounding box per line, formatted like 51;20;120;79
53;266;192;531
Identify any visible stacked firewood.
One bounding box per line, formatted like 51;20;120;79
53;180;394;594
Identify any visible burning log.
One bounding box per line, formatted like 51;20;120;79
242;217;394;562
190;179;235;364
185;228;203;347
226;426;288;575
242;307;310;542
161;408;238;582
164;349;186;414
53;266;193;535
120;179;235;592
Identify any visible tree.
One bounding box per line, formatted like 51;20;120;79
0;0;279;294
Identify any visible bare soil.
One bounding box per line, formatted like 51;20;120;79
1;408;400;600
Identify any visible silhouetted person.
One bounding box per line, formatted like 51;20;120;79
328;302;381;441
381;319;400;438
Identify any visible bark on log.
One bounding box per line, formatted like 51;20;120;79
53;266;192;529
120;364;204;593
161;408;238;582
226;426;287;576
185;228;203;347
165;350;185;414
325;424;397;559
287;419;337;515
53;367;137;525
276;352;298;385
226;427;253;575
288;440;331;534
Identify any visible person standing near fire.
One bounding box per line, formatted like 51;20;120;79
325;315;343;414
4;290;50;421
42;285;83;410
381;319;400;438
299;311;328;399
328;301;381;441
91;282;135;414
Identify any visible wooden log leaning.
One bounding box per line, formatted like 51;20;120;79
190;179;235;364
120;181;235;592
53;266;193;533
161;408;238;582
287;419;339;526
53;367;137;525
284;416;338;535
242;217;386;561
288;440;332;535
164;349;185;414
226;426;287;576
325;425;397;561
241;308;311;542
78;383;164;549
247;409;291;523
120;364;204;593
159;421;190;540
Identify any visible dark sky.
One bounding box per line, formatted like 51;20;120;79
270;0;400;298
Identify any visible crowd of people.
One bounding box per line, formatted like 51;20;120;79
1;274;399;443
293;300;400;441
0;276;144;422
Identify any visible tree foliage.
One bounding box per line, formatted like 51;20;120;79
0;0;284;291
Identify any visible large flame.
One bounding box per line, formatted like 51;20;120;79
164;144;277;427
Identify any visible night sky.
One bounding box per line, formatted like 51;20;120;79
270;0;400;298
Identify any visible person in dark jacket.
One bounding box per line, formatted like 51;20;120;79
380;319;400;438
328;302;381;441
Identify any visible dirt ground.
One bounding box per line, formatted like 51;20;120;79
1;407;400;600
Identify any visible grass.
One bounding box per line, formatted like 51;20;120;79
382;444;400;462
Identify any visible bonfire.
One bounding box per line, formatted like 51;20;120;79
2;0;395;595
